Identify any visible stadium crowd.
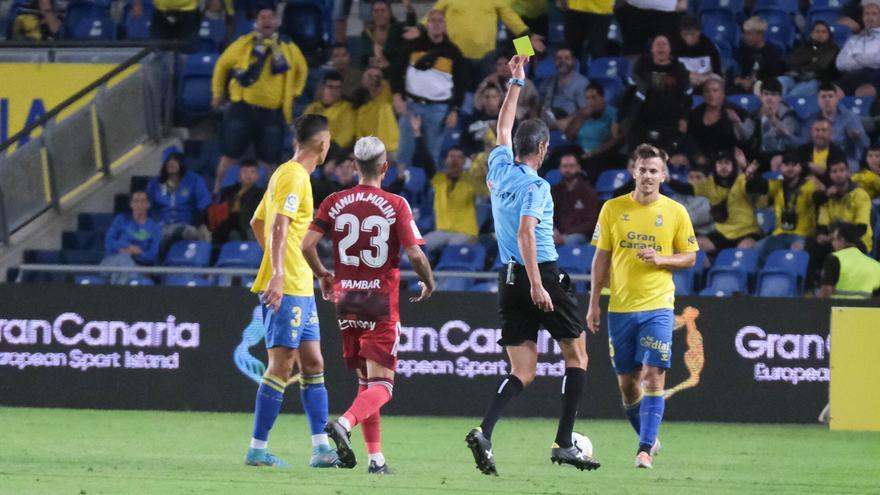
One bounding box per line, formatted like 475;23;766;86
9;0;880;297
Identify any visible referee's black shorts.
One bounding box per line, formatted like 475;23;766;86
497;261;585;346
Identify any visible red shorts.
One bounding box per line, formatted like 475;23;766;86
339;319;400;373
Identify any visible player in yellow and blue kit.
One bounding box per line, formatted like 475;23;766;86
588;144;698;469
244;114;338;468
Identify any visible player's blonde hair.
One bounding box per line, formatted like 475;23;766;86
353;136;386;178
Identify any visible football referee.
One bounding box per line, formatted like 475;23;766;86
465;55;600;475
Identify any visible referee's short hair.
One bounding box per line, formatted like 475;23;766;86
513;118;549;158
353;136;386;179
631;143;669;175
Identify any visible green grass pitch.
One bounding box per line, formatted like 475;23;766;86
1;407;878;494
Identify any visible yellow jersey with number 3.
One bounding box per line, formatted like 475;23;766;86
592;194;698;312
251;160;315;297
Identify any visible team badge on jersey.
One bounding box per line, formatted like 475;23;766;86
284;193;300;214
655;214;663;226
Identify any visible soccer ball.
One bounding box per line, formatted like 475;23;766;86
571;431;593;457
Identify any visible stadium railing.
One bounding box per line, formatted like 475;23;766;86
0;41;181;245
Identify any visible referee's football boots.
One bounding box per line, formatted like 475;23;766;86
465;427;498;476
550;443;601;471
325;420;357;468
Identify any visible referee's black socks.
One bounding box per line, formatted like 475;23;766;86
555;367;586;448
479;375;524;440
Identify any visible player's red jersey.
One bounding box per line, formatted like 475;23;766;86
309;184;424;325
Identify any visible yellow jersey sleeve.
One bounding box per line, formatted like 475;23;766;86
672;202;699;253
272;169;304;220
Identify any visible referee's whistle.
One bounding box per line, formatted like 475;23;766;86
505;257;516;285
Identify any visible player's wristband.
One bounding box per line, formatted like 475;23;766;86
508;78;525;88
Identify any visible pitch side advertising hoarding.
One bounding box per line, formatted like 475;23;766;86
0;284;873;422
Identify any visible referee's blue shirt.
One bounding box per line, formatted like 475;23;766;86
487;145;558;265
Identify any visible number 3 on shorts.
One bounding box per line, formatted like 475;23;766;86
290;306;302;327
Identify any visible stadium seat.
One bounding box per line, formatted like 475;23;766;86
807;8;842;31
726;94;761;113
810;0;844;9
784;96;819;121
703;268;748;294
78;212;115;232
691;95;705;109
828;23;852;47
216;241;262;268
124;275;155;286
762;171;783;181
436;276;474;292
592;77;624;107
129;175;151;193
219;164;269;189
587;57;630;82
232;11;254;38
279;0;333;57
548;20;565;46
62;231;103;251
439;128;463;159
698;0;745;17
75;275;107;285
469;281;499;293
712;247;759;274
673;268;695;295
557;244;595;292
756;271;797;297
753;0;798;15
165;274;212;287
476;201;492;229
840;96;874;116
198;18;226;52
596;169;631;200
121;0;152;40
176;52;218;122
759;9;795;49
698;287;733;297
164;240;212;267
403;166;429;205
755;207;776;236
761;249;809;292
436;244;486;272
242;275;256;289
62;249;104;265
549;129;568;149
183;139;221;179
544;168;562;186
701;11;741;48
21;249;65;283
63;2;116;40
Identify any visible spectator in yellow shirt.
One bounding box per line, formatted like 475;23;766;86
210;7;307;194
354;67;400;153
561;0;613;59
853;146;880;200
420;0;545;81
305;71;357;150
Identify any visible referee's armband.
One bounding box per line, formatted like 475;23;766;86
508;78;525;87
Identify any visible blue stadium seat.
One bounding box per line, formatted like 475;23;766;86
756;271;797;297
436;277;474;292
557;244;595;292
755;207;776;236
784;95;819;121
22;249;65;283
698;0;744;16
548;20;565;46
403;166;429;205
762;170;783;181
810;0;844;9
177;52;218;121
673;268;695;295
233;12;254;39
124;275;155;286
701;11;741;48
469;281;499;293
439;128;463;160
587;57;630;82
62;231;103;251
807;8;842;31
75;275;107;285
219;164;269;189
64;2;116;40
726;94;761;113
549;129;568;149
691;95;705;109
198;18;226;52
216;241;262;268
753;0;798;15
840;96;874;116
761;249;809;292
62;249;104;265
532;52;560;86
436;244;486;271
121;0;152;40
280;0;333;53
164;240;212;267
165;274;212;287
759;9;795;50
592;77;624;108
544;168;562;186
476;201;492;229
703;268;748;294
713;247;759;273
183;139;221;179
242;275;256;289
828;23;852;47
596;169;632;200
698;287;733;297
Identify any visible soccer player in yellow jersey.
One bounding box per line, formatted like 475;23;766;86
587;144;699;469
244;115;339;468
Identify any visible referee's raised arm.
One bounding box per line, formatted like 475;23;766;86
496;55;528;147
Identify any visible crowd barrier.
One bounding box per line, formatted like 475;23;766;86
0;283;874;423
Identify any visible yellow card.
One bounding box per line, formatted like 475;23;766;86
512;35;535;56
